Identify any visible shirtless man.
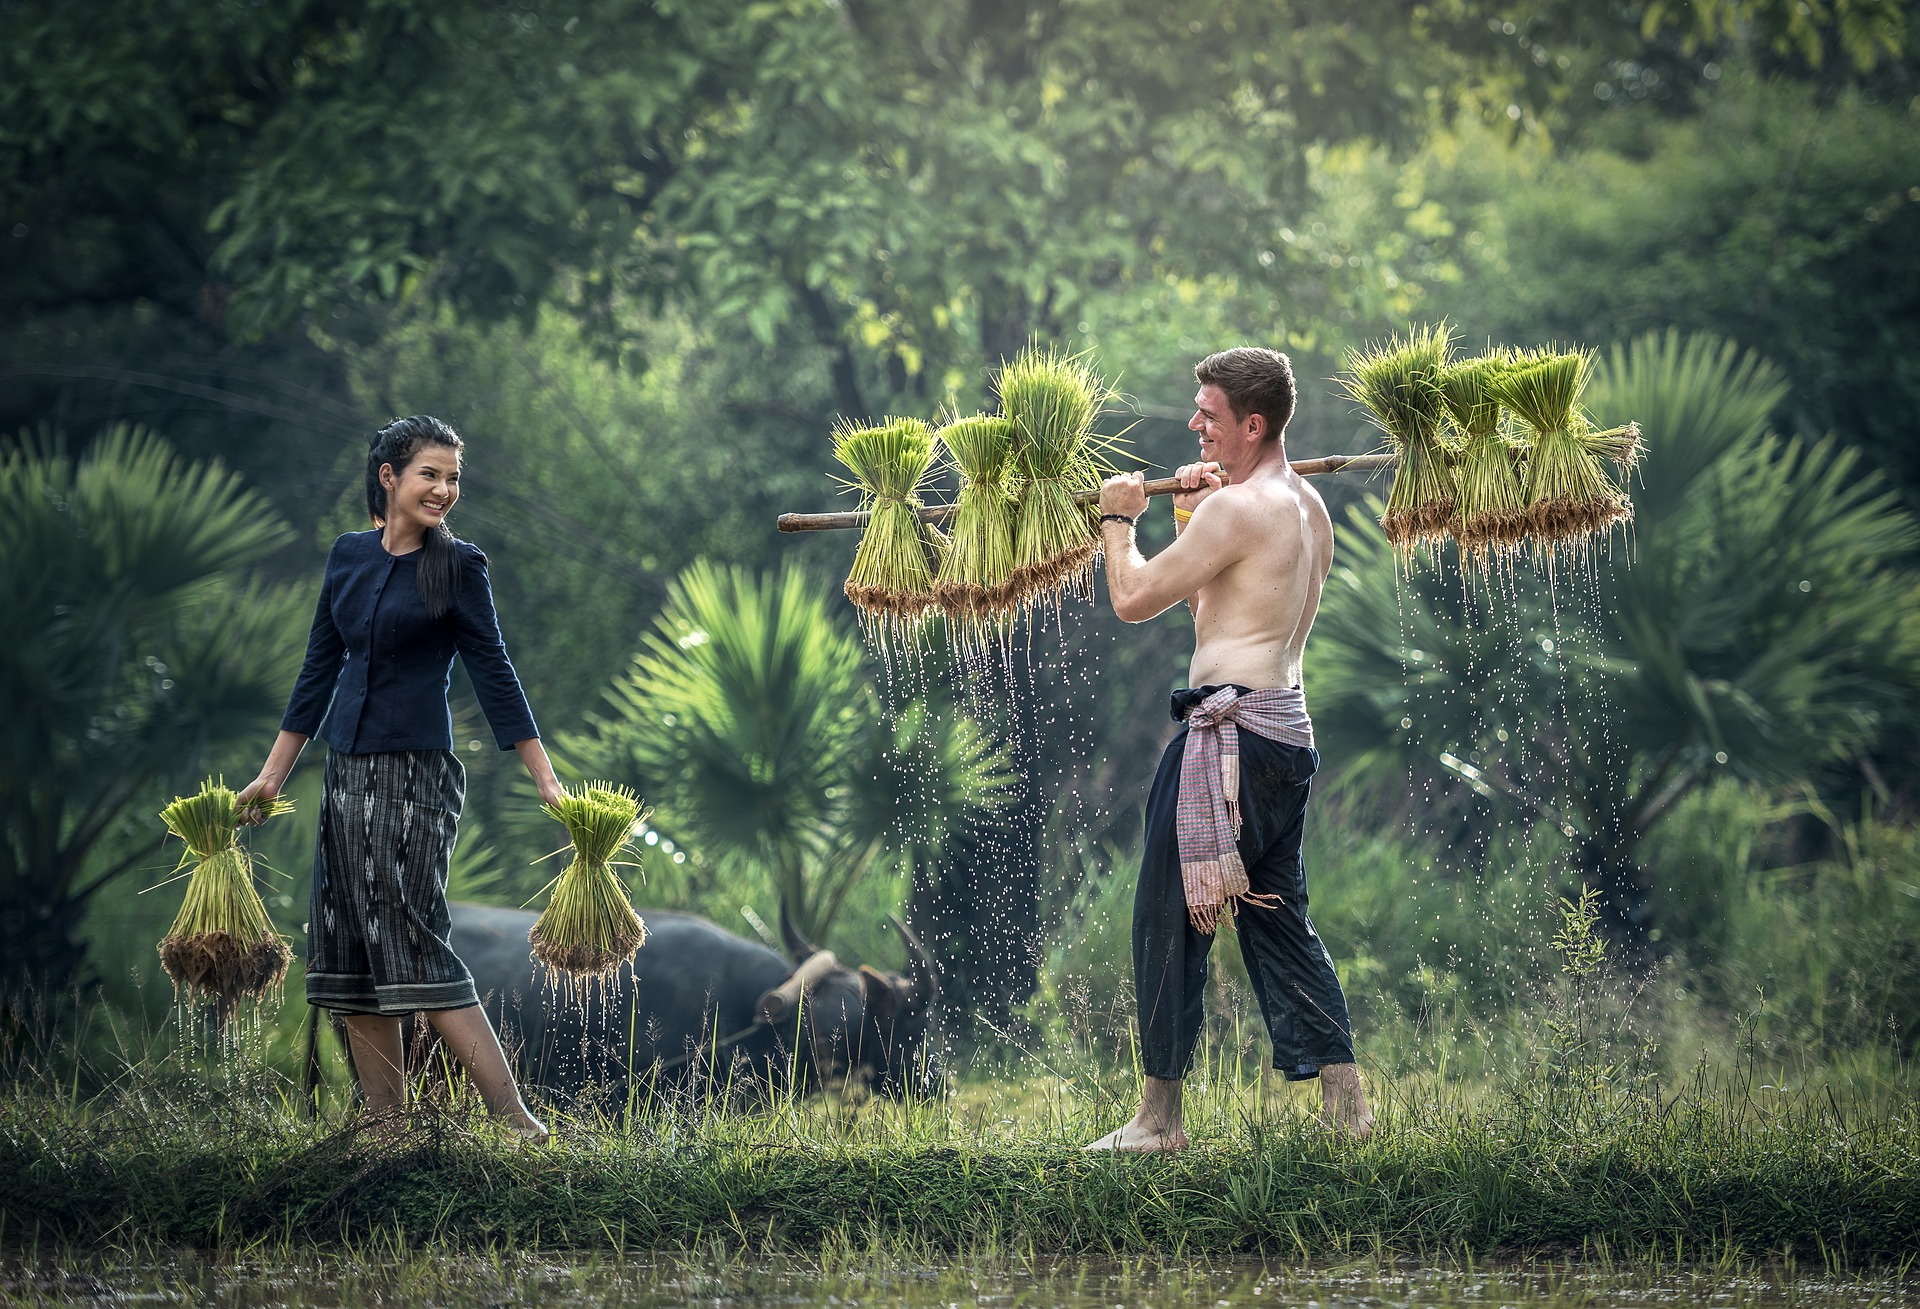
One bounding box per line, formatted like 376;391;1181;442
1085;346;1373;1152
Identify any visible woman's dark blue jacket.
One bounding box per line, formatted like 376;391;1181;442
281;530;539;754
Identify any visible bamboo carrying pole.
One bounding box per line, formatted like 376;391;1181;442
775;452;1397;532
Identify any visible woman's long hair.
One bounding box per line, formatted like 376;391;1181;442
366;415;467;619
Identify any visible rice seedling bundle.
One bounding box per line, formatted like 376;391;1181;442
834;416;940;646
1437;355;1527;563
1000;346;1120;610
529;782;649;995
155;780;293;1008
931;413;1019;634
1338;325;1458;553
1489;349;1632;546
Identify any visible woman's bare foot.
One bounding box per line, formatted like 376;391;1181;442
1318;1062;1375;1140
497;1108;549;1146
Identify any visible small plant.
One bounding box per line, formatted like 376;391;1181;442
529;781;649;999
931;412;1019;642
1491;349;1633;555
1338;324;1459;555
834;416;941;649
1000;345;1123;614
154;779;294;1010
1437;354;1527;566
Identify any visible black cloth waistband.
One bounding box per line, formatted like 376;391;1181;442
1170;683;1303;723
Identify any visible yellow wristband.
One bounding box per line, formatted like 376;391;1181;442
1173;506;1193;524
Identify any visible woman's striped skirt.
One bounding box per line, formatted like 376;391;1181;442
305;749;480;1015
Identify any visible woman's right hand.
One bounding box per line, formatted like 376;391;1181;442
234;773;282;825
234;731;310;824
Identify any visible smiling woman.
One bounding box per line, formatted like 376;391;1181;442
231;415;566;1143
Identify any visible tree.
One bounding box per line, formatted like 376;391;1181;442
0;428;306;989
557;561;1016;945
1308;332;1920;939
16;0;1894;430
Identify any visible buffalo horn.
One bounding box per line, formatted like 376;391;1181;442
779;898;819;962
889;914;940;1006
756;948;840;1025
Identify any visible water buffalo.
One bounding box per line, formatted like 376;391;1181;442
446;901;942;1107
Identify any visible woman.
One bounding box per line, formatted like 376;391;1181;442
239;415;558;1142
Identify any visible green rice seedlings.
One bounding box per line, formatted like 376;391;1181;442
1438;354;1527;566
1338;324;1459;555
999;345;1121;614
931;413;1019;640
1490;348;1632;551
530;782;649;1000
1579;419;1645;474
155;779;294;1010
834;416;940;648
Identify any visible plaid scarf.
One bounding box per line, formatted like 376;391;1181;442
1176;685;1315;934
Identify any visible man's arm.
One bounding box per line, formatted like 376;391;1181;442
1098;472;1246;623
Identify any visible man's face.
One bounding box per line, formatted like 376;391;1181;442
1189;383;1262;468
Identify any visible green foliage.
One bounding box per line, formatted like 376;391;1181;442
15;0;1890;425
1421;74;1920;502
0;427;306;987
557;561;1015;945
1645;779;1920;1059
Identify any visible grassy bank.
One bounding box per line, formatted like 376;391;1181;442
6;887;1917;1262
3;1060;1915;1261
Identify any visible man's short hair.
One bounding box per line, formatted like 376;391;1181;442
1195;347;1297;439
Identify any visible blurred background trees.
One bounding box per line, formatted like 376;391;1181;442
4;0;1918;1066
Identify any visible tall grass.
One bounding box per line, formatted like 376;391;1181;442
5;883;1916;1260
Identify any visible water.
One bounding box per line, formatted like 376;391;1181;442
4;1251;1912;1308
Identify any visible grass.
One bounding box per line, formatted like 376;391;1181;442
3;990;1915;1259
16;784;1918;1263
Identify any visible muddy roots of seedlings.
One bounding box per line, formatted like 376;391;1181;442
157;931;293;1007
154;779;296;1010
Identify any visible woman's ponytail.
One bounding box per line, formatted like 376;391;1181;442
366;415;467;620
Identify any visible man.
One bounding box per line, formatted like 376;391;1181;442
1086;346;1373;1151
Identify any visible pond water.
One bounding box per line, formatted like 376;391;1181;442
3;1251;1914;1309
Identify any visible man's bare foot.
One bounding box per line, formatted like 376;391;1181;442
1086;1075;1187;1152
1083;1120;1188;1153
1318;1062;1375;1140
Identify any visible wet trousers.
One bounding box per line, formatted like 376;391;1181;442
1133;689;1356;1081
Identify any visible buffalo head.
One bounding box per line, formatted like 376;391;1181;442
753;902;941;1098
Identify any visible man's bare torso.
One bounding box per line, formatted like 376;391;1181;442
1186;465;1332;690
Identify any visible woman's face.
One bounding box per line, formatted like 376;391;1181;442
381;443;462;534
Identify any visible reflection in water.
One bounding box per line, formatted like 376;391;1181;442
3;1251;1915;1309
